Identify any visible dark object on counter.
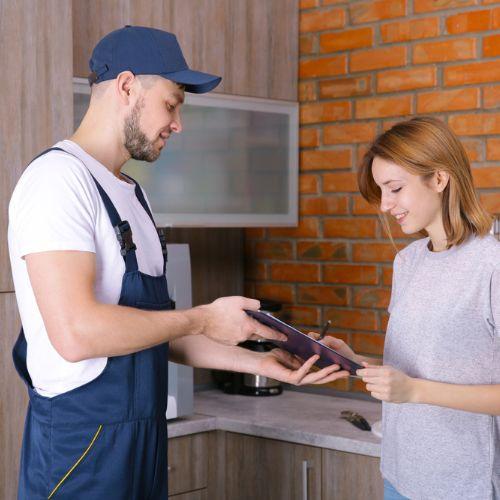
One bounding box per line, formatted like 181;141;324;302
213;339;283;396
340;410;371;431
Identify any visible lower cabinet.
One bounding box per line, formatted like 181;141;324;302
168;431;383;500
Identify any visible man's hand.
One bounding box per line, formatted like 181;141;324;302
255;348;350;386
357;363;417;403
197;296;287;346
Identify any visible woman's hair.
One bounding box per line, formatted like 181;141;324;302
358;116;492;247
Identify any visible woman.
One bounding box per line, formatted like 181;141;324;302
323;117;499;499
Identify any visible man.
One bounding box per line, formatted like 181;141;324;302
8;26;346;499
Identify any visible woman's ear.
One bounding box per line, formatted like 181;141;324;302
434;170;450;193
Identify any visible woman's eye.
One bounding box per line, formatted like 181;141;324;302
391;187;402;193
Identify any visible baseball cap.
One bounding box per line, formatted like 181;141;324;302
89;25;221;94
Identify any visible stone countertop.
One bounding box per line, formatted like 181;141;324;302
168;390;382;457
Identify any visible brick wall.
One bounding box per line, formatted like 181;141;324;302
244;0;500;393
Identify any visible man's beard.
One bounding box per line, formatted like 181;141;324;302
123;99;161;163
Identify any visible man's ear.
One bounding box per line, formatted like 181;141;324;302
434;170;450;193
115;71;136;102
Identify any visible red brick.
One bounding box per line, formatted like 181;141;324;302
300;34;315;55
351;332;386;355
449;113;500;136
322;0;346;4
300;0;319;8
324;218;377;238
377;66;436;93
324;264;378;285
353;288;391;309
323;171;359;192
319;27;373;53
300;7;346;33
444;60;500;86
350;0;406;24
297;241;348;261
255;241;293;260
270;263;320;282
299;81;317;102
381;17;439;43
245;261;267;280
382;266;393;286
356;95;412;119
298;285;348;305
300;195;349;215
300;55;347;79
484;85;500;109
244;282;255;298
414;0;477;14
353;195;378;215
413;38;476;64
300;128;320;148
487;138;500;161
299;174;319;194
462;138;483;162
480;192;500;213
268;218;320;238
352;243;399;262
300;101;351;124
324;122;377;145
300;149;352;170
417;88;479;114
281;305;321;326
380;312;389;331
352;377;370;393
351;46;406;72
484;34;500;58
254;283;294;303
446;9;493;34
319;76;371;99
324;308;378;331
471;167;500;188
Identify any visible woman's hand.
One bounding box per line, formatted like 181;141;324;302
308;333;361;364
255;348;350;386
356;363;417;403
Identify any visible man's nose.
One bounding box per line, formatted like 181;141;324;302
170;111;182;133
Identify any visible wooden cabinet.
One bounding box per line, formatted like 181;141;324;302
169;431;383;500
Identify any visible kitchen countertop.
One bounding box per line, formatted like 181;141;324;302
168;390;382;457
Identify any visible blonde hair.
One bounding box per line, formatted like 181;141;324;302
358;116;492;247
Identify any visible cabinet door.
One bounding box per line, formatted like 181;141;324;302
225;432;321;500
0;293;26;500
322;450;383;500
169;489;207;500
168;433;208;496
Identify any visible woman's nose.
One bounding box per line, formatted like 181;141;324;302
380;193;394;213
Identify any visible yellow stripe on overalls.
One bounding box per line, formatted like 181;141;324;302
47;425;103;499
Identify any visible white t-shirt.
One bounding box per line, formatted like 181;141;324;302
8;140;164;397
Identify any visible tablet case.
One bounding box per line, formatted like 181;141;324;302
245;310;363;375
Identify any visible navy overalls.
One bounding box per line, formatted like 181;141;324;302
13;148;174;499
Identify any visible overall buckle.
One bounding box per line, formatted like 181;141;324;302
114;221;136;256
157;228;168;261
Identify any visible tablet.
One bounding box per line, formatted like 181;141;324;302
245;309;363;376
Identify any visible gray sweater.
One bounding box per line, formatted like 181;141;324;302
381;235;500;500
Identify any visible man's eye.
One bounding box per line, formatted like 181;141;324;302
166;103;174;111
391;187;402;193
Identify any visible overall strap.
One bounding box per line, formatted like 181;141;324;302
33;146;139;272
122;172;168;274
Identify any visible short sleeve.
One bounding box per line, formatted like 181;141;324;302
388;252;402;314
491;269;500;336
9;152;98;259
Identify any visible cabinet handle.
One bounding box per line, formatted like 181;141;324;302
302;460;309;500
167;466;172;472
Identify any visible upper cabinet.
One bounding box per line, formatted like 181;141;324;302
72;0;298;101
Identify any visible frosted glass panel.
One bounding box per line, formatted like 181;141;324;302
73;79;298;227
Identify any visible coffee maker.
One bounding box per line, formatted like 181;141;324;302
212;299;283;396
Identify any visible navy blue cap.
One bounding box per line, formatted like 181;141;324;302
89;25;221;94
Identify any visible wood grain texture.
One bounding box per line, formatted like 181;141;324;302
168;433;209;496
322;449;383;500
0;293;26;500
169;488;207;500
206;430;226;500
0;0;73;292
224;432;322;500
72;0;298;100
